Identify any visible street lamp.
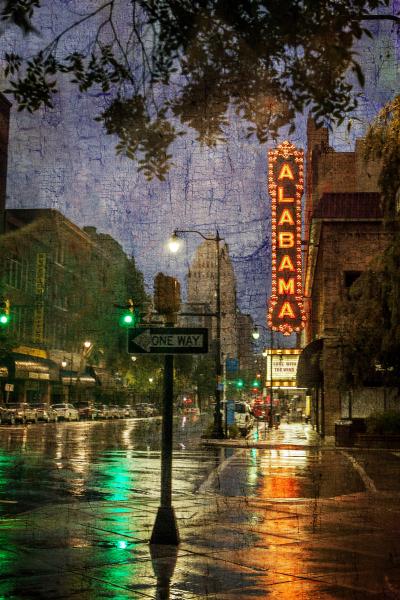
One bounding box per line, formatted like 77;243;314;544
168;228;224;438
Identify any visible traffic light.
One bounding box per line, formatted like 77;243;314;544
252;380;260;388
154;273;181;315
236;378;244;389
0;299;10;327
119;299;140;328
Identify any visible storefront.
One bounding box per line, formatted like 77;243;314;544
60;367;97;403
0;351;59;404
296;338;324;433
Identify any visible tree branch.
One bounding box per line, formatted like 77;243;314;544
360;14;400;24
42;1;115;56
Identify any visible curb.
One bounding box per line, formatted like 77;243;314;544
201;438;323;450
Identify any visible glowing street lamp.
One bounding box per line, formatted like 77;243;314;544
167;233;183;254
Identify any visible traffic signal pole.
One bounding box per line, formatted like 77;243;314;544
150;353;180;545
150;279;182;546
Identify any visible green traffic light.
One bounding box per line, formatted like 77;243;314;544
252;380;260;388
119;310;136;327
236;379;244;388
0;314;9;325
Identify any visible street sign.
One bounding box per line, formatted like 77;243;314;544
128;327;208;355
226;399;235;426
226;358;239;373
4;383;13;392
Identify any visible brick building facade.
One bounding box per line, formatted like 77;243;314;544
300;121;392;437
0;209;146;405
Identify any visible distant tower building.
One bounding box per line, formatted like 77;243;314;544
236;313;255;372
187;239;238;359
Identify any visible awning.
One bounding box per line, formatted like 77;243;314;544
61;367;97;386
13;353;59;381
296;339;324;388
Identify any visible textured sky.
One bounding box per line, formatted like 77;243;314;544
1;1;399;345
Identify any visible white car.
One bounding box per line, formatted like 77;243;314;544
51;403;79;421
234;401;254;435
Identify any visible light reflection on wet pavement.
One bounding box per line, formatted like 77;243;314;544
0;419;398;598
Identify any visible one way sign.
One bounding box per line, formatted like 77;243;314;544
128;327;208;355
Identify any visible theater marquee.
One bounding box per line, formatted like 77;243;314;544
268;141;306;336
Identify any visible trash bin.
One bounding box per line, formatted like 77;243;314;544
335;420;353;447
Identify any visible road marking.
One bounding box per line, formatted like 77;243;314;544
341;451;377;493
198;450;242;493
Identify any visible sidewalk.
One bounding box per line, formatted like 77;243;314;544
203;421;324;449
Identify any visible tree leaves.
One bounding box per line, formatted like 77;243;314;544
0;0;394;179
365;95;400;219
340;232;400;387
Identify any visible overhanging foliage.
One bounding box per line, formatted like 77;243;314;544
1;0;397;179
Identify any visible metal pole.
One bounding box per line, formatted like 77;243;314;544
212;231;224;438
150;353;180;545
170;228;224;438
269;330;274;428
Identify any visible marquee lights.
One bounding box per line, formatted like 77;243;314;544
267;141;306;336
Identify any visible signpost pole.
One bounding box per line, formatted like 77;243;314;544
150;352;180;545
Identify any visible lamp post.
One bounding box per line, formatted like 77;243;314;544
252;325;274;428
168;229;224;439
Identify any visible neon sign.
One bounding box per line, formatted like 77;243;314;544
268;141;306;336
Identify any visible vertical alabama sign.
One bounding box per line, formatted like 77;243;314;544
268;141;306;336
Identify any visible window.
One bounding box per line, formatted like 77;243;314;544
344;271;362;288
53;281;68;311
54;240;66;265
10;305;26;340
6;256;29;290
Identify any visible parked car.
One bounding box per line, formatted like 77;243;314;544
51;403;79;421
0;406;15;425
136;403;156;417
95;404;112;419
31;403;58;423
234;401;254;435
75;401;96;420
109;405;122;418
184;406;200;415
122;405;136;418
7;403;38;424
252;402;270;421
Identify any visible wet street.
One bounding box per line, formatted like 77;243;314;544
0;418;399;598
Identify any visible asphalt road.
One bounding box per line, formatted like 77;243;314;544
0;418;399;514
0;419;399;598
